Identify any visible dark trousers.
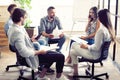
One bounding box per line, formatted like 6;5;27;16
48;36;66;52
38;51;65;73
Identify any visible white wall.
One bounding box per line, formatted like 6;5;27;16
30;0;99;32
0;0;13;5
72;0;98;31
30;0;73;31
73;0;98;21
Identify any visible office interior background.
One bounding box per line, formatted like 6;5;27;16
0;0;120;80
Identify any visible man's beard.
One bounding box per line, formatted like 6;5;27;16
22;21;24;26
50;15;55;19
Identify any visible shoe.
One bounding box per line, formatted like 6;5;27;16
38;66;55;74
36;76;50;80
46;68;55;74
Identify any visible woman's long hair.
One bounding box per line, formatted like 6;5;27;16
98;9;116;42
89;6;98;20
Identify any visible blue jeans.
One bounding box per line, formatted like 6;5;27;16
48;36;66;52
37;39;47;45
85;38;94;45
33;39;46;50
33;42;41;50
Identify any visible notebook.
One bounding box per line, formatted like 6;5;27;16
40;45;59;51
70;36;88;44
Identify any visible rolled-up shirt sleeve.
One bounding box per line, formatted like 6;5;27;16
39;18;46;33
56;17;63;30
88;29;104;51
14;32;35;57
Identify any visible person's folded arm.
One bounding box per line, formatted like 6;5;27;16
88;29;104;51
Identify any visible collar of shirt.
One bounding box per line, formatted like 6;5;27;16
46;16;55;22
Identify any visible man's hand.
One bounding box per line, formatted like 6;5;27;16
59;33;64;38
31;35;37;42
48;34;54;38
42;32;54;38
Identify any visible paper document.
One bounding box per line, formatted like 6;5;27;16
70;37;88;44
40;45;59;51
52;30;63;39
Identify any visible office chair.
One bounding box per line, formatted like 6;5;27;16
6;45;35;80
73;41;111;80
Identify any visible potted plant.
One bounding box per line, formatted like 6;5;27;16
14;0;34;38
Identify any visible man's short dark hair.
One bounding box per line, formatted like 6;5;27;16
7;4;17;12
47;6;55;12
12;8;26;23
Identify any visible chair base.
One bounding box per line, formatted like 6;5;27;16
73;72;109;80
73;63;109;80
6;64;35;80
6;64;20;71
17;69;35;80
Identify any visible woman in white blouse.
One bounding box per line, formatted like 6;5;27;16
70;9;115;75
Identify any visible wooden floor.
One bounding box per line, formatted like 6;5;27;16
0;38;120;80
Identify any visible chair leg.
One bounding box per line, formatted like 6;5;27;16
73;62;109;80
18;76;29;80
18;69;35;80
6;64;19;71
32;70;35;80
91;63;94;76
93;73;109;79
20;70;24;76
100;61;103;66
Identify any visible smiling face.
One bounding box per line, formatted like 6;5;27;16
48;8;56;19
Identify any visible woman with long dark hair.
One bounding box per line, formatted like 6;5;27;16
81;6;100;44
70;9;115;75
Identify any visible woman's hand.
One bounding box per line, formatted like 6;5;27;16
35;50;47;55
59;33;64;38
80;36;87;40
39;50;47;54
80;44;88;49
